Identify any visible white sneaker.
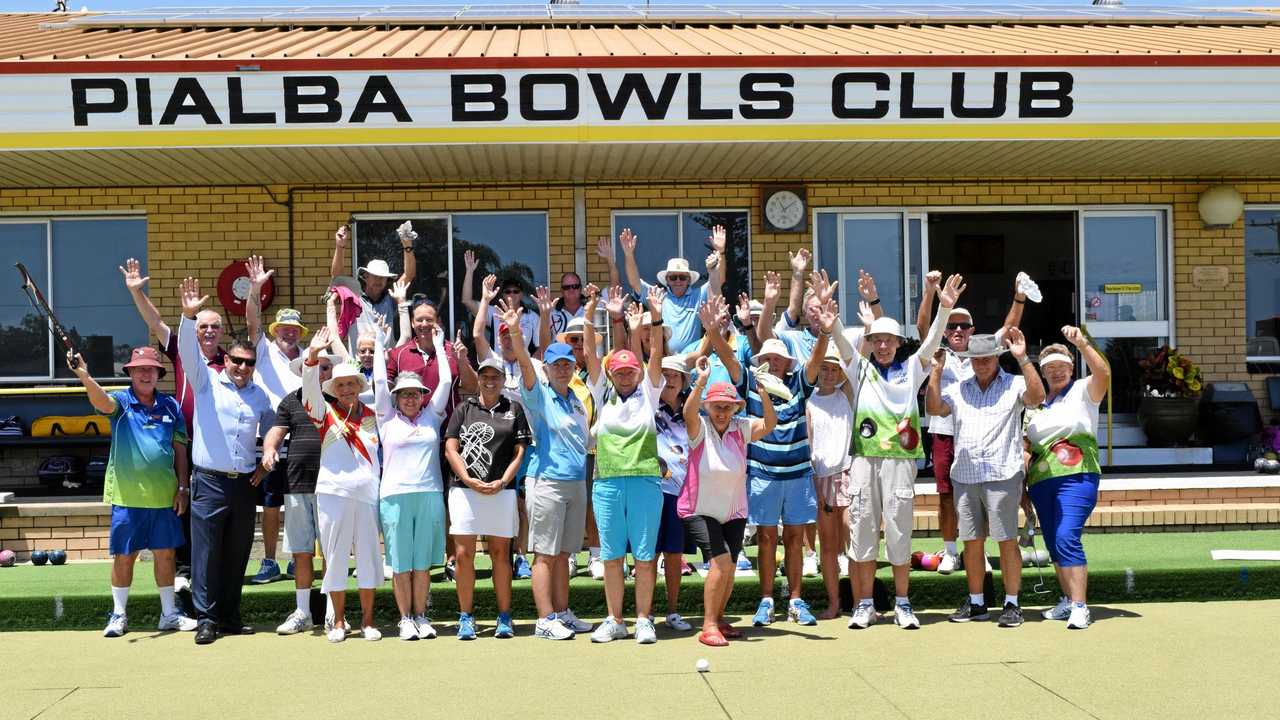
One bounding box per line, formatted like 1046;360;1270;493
414;615;437;639
938;552;960;575
1067;604;1091;630
591;616;628;643
984;555;993;573
158;612;198;632
665;612;693;631
635;617;658;644
657;555;666;575
848;604;876;630
536;615;576;640
1016;271;1043;303
173;576;191;593
362;625;382;641
589;557;605;580
276;610;312;635
1043;596;1072;621
894;603;920;630
398;617;418;641
327;626;346;643
103;613;128;638
568;554;578;577
324;614;346;632
802;551;819;577
559;608;592;633
752;367;793;401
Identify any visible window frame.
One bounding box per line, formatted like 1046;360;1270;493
1245;204;1280;363
608;207;753;296
0;213;148;384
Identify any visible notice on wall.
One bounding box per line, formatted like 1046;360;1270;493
1103;283;1143;294
1192;265;1230;289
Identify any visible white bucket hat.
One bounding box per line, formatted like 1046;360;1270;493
290;352;339;377
752;337;798;372
391;371;428;393
656;258;701;287
661;355;691;375
358;258;398;279
322;361;370;395
866;316;905;339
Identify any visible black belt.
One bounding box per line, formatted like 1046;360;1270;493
195;466;249;479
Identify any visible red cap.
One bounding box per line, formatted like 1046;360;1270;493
704;381;743;406
607;349;642;373
498;322;510;335
122;346;167;378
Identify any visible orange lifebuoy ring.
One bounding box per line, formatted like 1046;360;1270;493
216;259;274;317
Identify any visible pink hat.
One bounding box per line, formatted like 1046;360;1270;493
122;347;167;378
704;382;744;407
607;349;642;374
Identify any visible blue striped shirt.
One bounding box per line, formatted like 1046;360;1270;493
745;369;814;481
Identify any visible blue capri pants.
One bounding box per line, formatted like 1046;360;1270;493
1027;472;1100;568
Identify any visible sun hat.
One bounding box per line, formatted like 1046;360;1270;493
640;312;673;340
477;356;507;374
544;342;576;366
661;355;691;375
556;316;603;346
267;308;309;338
947;308;974;324
390;371;428;394
1038;350;1074;368
290;352;339;377
357;258;398;279
607;349;643;374
820;343;844;366
656;258;701;287
752;338;798;372
322;361;370;395
704;381;745;410
122;346;167;378
954;334;1008;359
867;317;905;339
748;300;764;318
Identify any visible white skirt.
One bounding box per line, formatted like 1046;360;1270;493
448;486;518;538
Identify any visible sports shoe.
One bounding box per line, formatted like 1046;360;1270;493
589;556;605;580
1016;271;1043;304
275;610;311;635
938;552;960;575
444;558;457;582
568;554;579;577
250;558;282;585
324;614;347;633
327;626;346;643
848;604;876;629
949;599;989;623
173;575;191;593
752;366;793;401
894;602;920;630
681;561;694;576
495;612;515;639
103;612;128;638
997;603;1023;628
362;625;382;641
665;613;693;631
398;617;419;641
413;615;437;639
282;560;295;580
1043;596;1072;621
802;551;819;577
788;599;817;626
158;611;198;632
736;552;753;572
513;555;532;580
635;617;657;644
559;608;592;633
1067;603;1091;630
456;613;477;640
752;598;775;626
657;555;665;575
536;615;575;640
591;616;628;643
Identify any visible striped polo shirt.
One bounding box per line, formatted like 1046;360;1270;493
745;369;814;482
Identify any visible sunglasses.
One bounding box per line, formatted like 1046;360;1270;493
666;275;690;282
562;283;581;290
946;322;974;330
227;356;257;367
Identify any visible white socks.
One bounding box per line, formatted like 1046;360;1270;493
858;598;873;608
944;541;958;556
111;586;130;615
157;586;176;616
969;593;984;606
296;589;310;615
895;595;909;607
1005;594;1019;607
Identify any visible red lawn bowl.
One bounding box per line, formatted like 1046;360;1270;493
0;549;15;567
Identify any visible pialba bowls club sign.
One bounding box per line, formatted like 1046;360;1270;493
2;63;1280;149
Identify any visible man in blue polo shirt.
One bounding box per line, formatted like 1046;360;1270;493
69;346;197;638
620;226;726;354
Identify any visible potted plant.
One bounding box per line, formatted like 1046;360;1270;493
1137;345;1203;446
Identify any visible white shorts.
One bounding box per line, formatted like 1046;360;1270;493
282;493;319;555
316;493;384;593
448;486;518;538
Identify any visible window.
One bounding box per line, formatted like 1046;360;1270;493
0;217;148;382
610;210;750;303
814;211;908;328
1246;208;1280;361
351;212;549;336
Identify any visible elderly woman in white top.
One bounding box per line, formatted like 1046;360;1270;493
302;326;384;643
374;325;452;641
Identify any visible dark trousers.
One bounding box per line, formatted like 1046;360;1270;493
175;444;194;576
190;468;256;626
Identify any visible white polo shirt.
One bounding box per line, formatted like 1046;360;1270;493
940;369;1028;485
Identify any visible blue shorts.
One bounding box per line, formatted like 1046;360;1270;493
592;475;662;562
1027;473;1100;568
654;492;689;555
255;459;287;508
748;474;817;527
109;505;185;556
379;491;446;573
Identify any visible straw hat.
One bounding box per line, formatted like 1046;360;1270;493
656;258;701;286
322;361;370;395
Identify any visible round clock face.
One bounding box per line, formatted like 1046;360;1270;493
765;190;805;230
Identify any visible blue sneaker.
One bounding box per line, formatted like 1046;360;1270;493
251;558;281;585
752;598;775;626
282;560;295;580
457;613;477;641
513;555;532;580
788;599;817;626
495;612;514;639
736;552;753;572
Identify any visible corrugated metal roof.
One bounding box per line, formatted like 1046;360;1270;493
3;11;1280;61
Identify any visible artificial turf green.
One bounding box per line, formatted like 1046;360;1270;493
3;529;1280;631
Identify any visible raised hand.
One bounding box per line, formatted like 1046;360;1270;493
534;285;554;315
696;355;711;375
736;291;754;326
463;249;479;274
924;270;942;293
810;269;838;305
857;269;879;302
396;221;418;246
308;326;332;358
705;250;721;273
619;228;638;255
818;300;839;334
1062;325;1087;348
710;224;727;254
118;257;149;293
938;273;966;308
498;298;524;330
453;329;469;363
646;283;667;318
179;277;207;318
858;300;875;328
605;285;627;319
698;298;721;331
763;271;781;304
66;350;85;374
246;254;274;289
595;236;613;260
584;283;601;317
389;277;410;304
790;248;810;275
334;225;349;249
1006;326;1027;358
479;273;499;305
625;301;644;331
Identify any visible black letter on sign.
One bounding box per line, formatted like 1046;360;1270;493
159;77;222;125
228;77;277;124
284;76;342;123
739;73;794;120
350;75;412;123
451;74;508;122
518;74;579;121
950;71;1007;119
900;73;944;119
1019;72;1074;118
831;72;889;119
71;78;127;127
136;78;153;126
587;73;680;121
687;73;732;120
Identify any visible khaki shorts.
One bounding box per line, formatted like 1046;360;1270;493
954;474;1023;542
846;456;916;567
815;468;853;509
526;477;588;556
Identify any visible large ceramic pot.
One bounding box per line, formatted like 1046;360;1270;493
1138;396;1200;446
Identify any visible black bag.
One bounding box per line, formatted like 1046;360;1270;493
85;455;109;489
38;455;84;491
